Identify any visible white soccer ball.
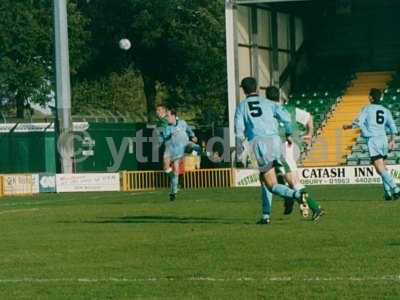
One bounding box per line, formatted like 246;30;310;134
119;38;131;51
300;203;310;218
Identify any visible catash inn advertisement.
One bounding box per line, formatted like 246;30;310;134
235;166;400;187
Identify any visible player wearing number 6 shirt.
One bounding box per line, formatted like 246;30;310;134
235;77;307;224
345;88;400;200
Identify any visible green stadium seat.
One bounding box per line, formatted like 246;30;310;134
357;152;370;159
347;159;359;166
292;63;355;159
346;152;359;166
359;159;370;166
288;94;336;134
387;152;396;160
351;143;360;151
356;137;366;144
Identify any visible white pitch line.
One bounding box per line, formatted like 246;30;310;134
0;208;39;215
0;276;399;284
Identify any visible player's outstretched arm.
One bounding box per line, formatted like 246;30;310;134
286;135;294;145
234;103;245;140
234;104;246;163
389;136;396;151
343;119;360;130
273;104;292;136
386;109;398;151
357;109;368;133
184;121;198;143
306;115;314;136
385;109;398;136
303;115;314;145
344;110;362;130
294;107;313;144
161;126;172;142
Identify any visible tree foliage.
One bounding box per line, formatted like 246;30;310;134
72;68;147;121
0;0;90;118
0;0;228;126
78;0;227;124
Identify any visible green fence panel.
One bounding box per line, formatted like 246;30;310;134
0;122;143;173
44;133;56;173
0;134;11;172
74;123;138;172
8;132;47;173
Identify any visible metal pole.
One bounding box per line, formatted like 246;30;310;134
53;0;73;173
271;10;279;86
225;0;239;149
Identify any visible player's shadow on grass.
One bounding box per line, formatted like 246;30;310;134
81;215;249;225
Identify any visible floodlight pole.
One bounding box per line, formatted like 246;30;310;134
225;0;239;149
53;0;74;173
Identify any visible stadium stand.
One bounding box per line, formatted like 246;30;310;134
289;93;337;132
303;71;393;167
289;61;354;130
286;60;355;155
346;71;400;165
291;58;356;99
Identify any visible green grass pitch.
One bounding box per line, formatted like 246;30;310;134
0;185;399;299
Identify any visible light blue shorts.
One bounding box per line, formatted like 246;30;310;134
165;143;187;162
366;136;388;160
251;136;283;172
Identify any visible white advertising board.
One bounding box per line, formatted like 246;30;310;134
56;173;120;193
234;165;400;187
31;174;40;194
234;169;260;187
3;174;33;195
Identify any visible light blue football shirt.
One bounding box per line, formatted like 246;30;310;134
234;95;292;142
163;118;194;150
357;104;398;138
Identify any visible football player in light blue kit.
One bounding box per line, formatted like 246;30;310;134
345;88;400;200
162;107;200;201
264;86;324;221
235;77;306;224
